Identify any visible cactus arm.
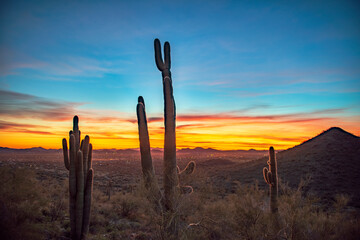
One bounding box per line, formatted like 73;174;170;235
82;168;93;239
63;138;70;170
154;38;165;71
87;143;92;172
76;150;84;240
164;41;171;70
179;161;196;175
263;167;270;184
73;116;80;151
82;136;90;184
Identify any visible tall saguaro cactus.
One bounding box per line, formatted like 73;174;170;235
136;39;195;236
263;146;278;213
154;38;178;212
62;116;94;240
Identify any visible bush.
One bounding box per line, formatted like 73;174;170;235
0;167;45;239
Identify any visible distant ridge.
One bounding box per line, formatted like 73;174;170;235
0;147;139;154
0;146;268;153
0;147;59;153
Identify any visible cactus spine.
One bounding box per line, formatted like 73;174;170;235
263;146;278;213
136;39;195;236
62;116;94;240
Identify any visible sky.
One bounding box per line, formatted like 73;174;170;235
0;0;359;150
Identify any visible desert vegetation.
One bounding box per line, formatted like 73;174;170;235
0;162;359;240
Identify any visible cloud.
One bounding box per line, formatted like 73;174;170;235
311;108;345;115
0;120;54;135
0;89;82;121
175;112;333;123
148;117;163;122
0;51;127;79
0;89;137;125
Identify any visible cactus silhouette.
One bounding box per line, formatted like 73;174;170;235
136;39;196;236
263;146;278;213
62;116;94;240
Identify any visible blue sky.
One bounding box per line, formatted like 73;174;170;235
0;0;359;149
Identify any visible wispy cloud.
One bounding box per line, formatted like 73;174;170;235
0;120;54;135
0;89;137;123
176;66;360;90
0;53;127;80
146;108;345;124
0;89;82;121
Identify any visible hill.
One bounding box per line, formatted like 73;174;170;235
229;127;360;207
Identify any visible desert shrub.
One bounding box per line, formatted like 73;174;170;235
276;179;360;240
181;182;269;240
179;177;360;240
1;165;359;239
114;193;139;219
0;166;45;239
40;179;67;222
88;188;152;239
0;166;71;239
232;183;269;239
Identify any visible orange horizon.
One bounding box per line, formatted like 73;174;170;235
1;113;359;151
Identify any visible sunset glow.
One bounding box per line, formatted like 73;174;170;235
0;99;358;150
1;1;359;150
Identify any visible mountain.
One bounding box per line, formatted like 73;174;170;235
177;147;221;154
0;147;60;153
231;127;360;207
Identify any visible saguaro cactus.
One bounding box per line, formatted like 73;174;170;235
62;116;94;240
263;146;278;213
154;38;178;213
136;96;162;207
136;39;195;235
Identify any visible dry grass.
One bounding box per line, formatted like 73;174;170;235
0;162;359;240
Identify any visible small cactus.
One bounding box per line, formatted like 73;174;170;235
263;146;278;213
62;116;94;240
136;39;196;236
